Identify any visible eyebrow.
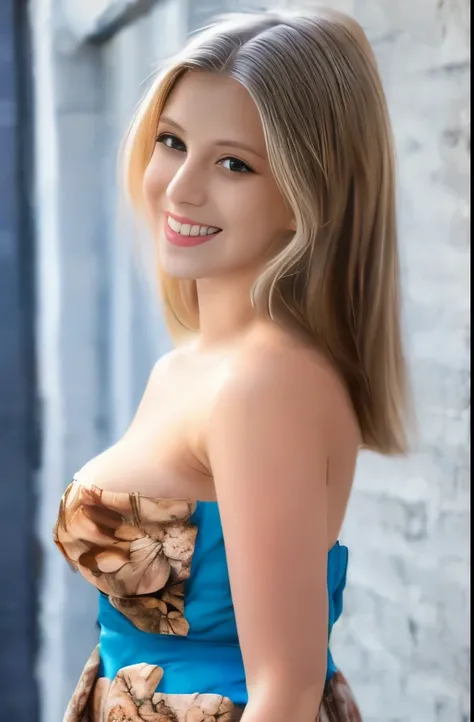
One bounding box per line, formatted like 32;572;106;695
159;115;266;160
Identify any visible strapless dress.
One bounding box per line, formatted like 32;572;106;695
54;479;362;721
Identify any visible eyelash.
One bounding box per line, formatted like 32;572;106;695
156;132;255;174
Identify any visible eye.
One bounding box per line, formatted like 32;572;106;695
218;157;254;174
157;133;186;152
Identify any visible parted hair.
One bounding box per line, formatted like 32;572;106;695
122;8;410;455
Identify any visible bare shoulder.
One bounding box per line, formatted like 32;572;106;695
214;323;360;446
234;323;340;386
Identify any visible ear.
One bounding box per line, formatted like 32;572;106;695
288;218;297;232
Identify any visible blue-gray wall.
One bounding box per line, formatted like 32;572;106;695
0;0;39;718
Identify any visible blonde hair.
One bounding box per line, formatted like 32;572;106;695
122;8;410;455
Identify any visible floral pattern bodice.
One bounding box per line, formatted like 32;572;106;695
54;480;200;636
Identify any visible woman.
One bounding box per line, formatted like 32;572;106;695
54;8;409;722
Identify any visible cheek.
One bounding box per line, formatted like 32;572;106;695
235;180;291;238
142;154;170;214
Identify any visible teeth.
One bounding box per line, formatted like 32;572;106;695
168;216;181;232
167;216;220;237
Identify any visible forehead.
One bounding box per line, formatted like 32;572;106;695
162;70;265;146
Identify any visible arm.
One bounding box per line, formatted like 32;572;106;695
208;348;335;722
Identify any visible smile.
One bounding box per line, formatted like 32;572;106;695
164;212;222;247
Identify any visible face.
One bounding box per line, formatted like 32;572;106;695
142;70;295;281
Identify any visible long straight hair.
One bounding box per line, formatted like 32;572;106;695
121;8;410;455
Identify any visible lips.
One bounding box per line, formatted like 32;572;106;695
164;212;222;248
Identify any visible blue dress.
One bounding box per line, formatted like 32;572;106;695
54;480;361;721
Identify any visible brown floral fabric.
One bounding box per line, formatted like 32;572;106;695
320;672;363;722
54;480;198;634
65;648;362;722
64;647;244;722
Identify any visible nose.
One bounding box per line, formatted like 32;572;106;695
166;156;207;208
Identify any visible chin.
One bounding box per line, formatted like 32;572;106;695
163;267;200;281
159;257;212;281
158;251;226;282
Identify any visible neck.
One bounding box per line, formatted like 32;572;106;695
195;267;261;350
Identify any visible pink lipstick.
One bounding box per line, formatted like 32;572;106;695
164;212;222;248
